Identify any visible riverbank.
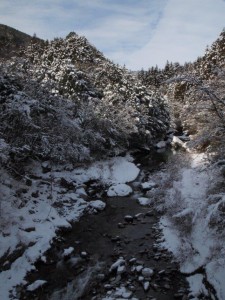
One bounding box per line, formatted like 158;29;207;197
1;150;225;299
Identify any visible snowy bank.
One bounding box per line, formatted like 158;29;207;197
0;154;139;299
159;153;225;299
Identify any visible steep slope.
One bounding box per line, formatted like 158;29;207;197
0;24;38;59
0;30;170;169
137;29;225;156
0;26;170;299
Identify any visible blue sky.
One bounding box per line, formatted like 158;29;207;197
0;0;225;70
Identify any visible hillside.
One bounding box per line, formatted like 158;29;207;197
0;26;172;300
137;29;225;300
0;31;169;169
0;24;38;59
1;25;225;300
138;29;225;156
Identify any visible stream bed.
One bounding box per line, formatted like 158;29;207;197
19;151;190;300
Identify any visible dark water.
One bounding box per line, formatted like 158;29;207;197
20;150;189;300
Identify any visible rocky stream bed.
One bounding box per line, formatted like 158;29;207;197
15;150;214;300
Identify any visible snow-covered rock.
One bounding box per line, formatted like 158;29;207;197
117;265;126;274
27;280;47;291
80;251;88;258
177;135;190;142
88;200;106;211
107;183;132;197
172;136;190;152
143;281;150;291
124;215;133;222
141;181;157;191
114;286;132;298
62;247;74;257
137;197;152;206
136;265;143;272
142;267;154;278
156;141;166;148
109;258;125;272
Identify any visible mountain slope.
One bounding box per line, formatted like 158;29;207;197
0;29;170;168
0;24;38;58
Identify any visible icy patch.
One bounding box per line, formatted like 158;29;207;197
107;183;132;197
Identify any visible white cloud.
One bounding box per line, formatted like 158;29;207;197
0;0;224;70
126;0;225;70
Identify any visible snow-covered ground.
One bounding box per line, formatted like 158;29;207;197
0;154;139;299
1;150;225;299
159;153;225;300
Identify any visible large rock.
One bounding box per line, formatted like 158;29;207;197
107;183;132;197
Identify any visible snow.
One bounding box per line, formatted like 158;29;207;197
114;286;132;298
159;153;225;299
137;197;152;206
206;259;225;300
63;247;74;257
186;274;208;299
88;200;106;211
141;181;156;190
102;286;135;300
0;154;139;299
109;258;125;272
172;136;190;151
27;280;47;291
107;183;132;197
80;155;140;185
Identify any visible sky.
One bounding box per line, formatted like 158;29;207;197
0;0;225;70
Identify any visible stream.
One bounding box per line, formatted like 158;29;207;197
19;150;190;300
